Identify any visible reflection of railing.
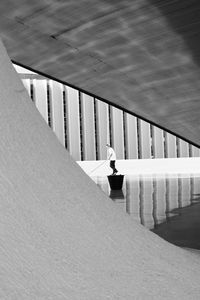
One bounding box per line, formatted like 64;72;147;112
95;175;200;230
20;72;200;161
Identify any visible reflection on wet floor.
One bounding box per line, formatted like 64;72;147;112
93;174;200;249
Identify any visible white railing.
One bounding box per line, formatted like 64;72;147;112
18;68;200;161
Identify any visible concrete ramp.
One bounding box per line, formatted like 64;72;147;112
0;39;200;299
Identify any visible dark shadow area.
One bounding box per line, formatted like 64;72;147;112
148;0;200;67
152;202;200;250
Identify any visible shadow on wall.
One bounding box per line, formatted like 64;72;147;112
148;0;200;66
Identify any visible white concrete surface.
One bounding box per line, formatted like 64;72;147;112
78;157;200;177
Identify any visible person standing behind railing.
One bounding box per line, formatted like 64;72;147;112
106;144;118;175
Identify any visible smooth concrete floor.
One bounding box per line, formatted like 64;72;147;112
92;174;200;250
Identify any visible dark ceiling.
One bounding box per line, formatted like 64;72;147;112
1;0;200;146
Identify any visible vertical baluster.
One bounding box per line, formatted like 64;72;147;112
152;127;164;158
138;120;151;159
49;80;65;146
191;145;200;157
65;86;81;161
33;79;48;123
111;107;124;159
165;133;177;158
96;100;109;160
81;93;96;160
124;113;138;159
177;139;189;157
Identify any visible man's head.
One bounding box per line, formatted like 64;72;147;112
106;144;110;148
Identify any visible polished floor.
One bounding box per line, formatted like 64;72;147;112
92;174;200;250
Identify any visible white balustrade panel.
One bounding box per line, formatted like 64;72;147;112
111;107;124;159
81;93;96;160
191;145;200;157
49;80;65;146
124;113;138;159
18;69;200;161
139;120;151;159
177;139;189;157
65;86;81;161
152;127;164;158
96;100;109;160
165;132;177;158
32;79;48;123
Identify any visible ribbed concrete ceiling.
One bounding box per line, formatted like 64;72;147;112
1;0;200;146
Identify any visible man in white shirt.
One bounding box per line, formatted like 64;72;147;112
106;144;118;175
